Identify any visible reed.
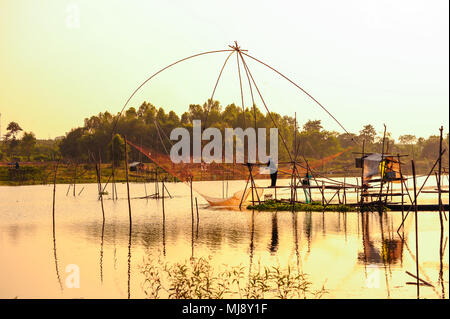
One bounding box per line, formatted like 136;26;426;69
140;255;327;299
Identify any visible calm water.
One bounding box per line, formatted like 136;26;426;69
0;177;448;299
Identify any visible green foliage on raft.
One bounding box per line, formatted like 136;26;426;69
247;200;358;212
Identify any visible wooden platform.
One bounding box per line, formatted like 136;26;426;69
386;204;449;211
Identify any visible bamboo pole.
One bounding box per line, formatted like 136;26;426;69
360;140;365;206
438;126;445;219
190;176;194;252
191;176;194;259
51;159;63;291
96;152;105;221
162;178;166;256
411;160;420;299
195;197;199;238
73;162;77;196
111;141;116;201
398;154;404;215
377;124;387;211
162;179;165;217
343;176;347;205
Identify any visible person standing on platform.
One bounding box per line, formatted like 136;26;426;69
267;157;278;188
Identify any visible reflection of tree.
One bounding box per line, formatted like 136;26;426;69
268;212;278;255
304;212;312;253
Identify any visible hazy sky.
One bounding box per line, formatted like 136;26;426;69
0;0;448;140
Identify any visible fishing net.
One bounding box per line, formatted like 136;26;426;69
126;139;352;205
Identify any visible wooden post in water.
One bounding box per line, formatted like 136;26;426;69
343;176;347;205
360;140;365;206
377;124;387;211
190;175;194;228
162;179;165;217
155;169;159;198
73;162;77;196
124;137;132;225
52;161;59;235
398;154;404;216
438;126;444;217
95;153;105;221
321;181;325;206
195;197;199;238
411;160;420;299
111;142;116;201
190;176;194;259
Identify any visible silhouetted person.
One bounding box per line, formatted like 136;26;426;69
267;157;278;187
15;161;19;169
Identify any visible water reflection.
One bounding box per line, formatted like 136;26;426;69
127;223;132;299
100;218;105;284
291;212;301;273
249;210;255;276
268;212;279;255
358;213;403;266
0;182;447;299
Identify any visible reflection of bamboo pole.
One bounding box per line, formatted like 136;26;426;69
124;137;132;225
124;137;132;298
127;223;132;299
100;217;105;284
52;161;58;235
438;126;445;298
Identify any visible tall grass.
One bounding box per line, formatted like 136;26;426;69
140;256;327;299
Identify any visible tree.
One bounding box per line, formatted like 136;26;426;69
6;121;22;138
359;124;377;144
303;120;322;132
108;134;125;165
59;127;85;160
4;121;23;157
399;134;417;159
399;134;417;145
421;136;440;160
21;132;36;161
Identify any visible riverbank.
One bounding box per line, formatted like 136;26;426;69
0;163;176;186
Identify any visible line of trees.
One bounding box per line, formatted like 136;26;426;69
1;100;448;174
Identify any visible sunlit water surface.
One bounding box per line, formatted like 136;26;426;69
0;177;448;299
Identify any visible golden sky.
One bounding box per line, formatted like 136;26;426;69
0;0;448;139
